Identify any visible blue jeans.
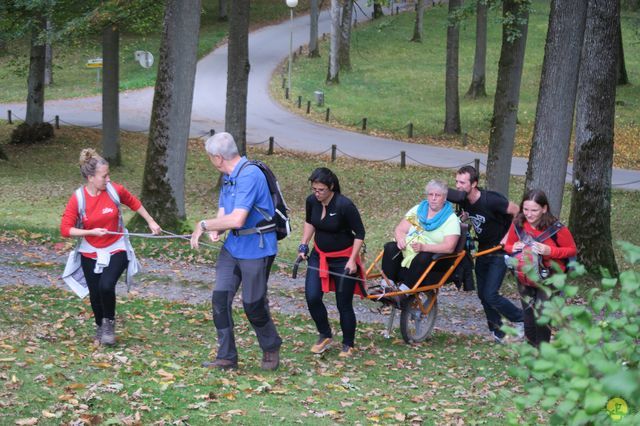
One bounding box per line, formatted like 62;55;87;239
475;255;523;337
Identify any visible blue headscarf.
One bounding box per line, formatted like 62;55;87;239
416;200;454;231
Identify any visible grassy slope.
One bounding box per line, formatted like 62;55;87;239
1;122;639;274
273;1;640;169
0;0;316;103
0;285;524;425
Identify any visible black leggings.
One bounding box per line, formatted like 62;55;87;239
305;251;358;347
381;241;436;286
80;251;128;326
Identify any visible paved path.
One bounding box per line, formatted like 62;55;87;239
1;4;639;189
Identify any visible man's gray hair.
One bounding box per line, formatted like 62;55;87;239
425;179;448;195
205;132;239;160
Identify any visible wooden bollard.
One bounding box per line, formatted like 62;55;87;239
282;78;286;89
306;100;311;114
7;110;12;124
362;118;367;131
462;133;468;146
474;158;480;172
285;88;289;100
297;96;302;108
401;151;406;169
55;115;60;129
268;137;274;155
210;129;215;136
331;144;337;162
408;123;414;138
325;108;330;122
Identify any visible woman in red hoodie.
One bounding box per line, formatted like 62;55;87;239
60;149;160;345
503;189;577;347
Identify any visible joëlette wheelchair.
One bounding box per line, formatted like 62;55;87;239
364;223;503;344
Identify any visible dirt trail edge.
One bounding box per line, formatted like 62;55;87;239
0;239;512;341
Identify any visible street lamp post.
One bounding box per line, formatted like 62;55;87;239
286;0;298;98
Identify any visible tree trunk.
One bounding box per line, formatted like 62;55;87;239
616;21;628;85
102;25;120;166
326;0;340;83
485;0;529;195
218;0;228;21
225;0;250;155
339;0;353;71
138;0;201;230
373;1;384;19
410;0;425;42
568;0;619;276
524;0;587;216
444;0;462;135
25;17;46;126
309;0;320;57
44;18;53;86
465;0;487;98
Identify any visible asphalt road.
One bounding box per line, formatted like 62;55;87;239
1;3;638;189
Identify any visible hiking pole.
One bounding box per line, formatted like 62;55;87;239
292;256;304;279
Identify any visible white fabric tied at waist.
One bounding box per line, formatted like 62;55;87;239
79;237;127;274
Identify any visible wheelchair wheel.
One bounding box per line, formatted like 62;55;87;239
399;291;438;344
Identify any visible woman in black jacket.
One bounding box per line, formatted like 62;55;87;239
298;168;365;358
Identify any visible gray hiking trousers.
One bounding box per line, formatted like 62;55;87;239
212;247;282;361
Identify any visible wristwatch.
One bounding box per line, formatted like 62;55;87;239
199;220;207;231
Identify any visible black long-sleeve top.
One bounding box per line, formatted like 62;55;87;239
305;193;365;253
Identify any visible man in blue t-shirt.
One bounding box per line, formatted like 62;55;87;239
191;132;281;370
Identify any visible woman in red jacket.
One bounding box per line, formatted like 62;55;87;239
60;149;161;345
503;189;577;347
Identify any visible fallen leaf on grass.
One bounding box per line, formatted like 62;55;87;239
0;357;16;362
444;408;465;414
89;362;111;369
156;369;175;381
15;418;38;425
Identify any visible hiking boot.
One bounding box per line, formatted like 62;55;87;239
261;349;280;371
310;336;333;354
338;344;354;358
492;331;505;344
95;323;103;342
101;318;116;346
201;359;238;370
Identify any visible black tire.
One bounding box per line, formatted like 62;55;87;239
399;291;438;344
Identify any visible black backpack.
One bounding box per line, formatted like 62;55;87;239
238;160;291;240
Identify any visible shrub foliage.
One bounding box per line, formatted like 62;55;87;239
510;242;640;424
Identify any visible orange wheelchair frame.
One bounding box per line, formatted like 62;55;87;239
363;223;503;343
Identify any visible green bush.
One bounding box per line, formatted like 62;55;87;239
509;242;640;425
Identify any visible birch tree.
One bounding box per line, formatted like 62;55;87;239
327;0;340;83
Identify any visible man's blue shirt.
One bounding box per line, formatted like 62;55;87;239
219;157;277;259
